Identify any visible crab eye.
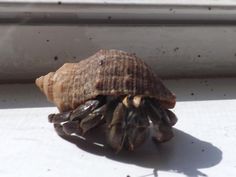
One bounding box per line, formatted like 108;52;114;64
122;95;133;108
133;95;142;108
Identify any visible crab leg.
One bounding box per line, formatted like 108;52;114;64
62;120;82;135
64;104;106;135
53;123;67;136
79;104;106;134
49;100;106;136
106;103;127;152
165;109;178;126
147;98;177;127
48;111;71;124
62;109;106;136
107;96;150;152
48;100;100;124
69;100;100;121
152;122;174;143
124;107;149;151
140;99;162;125
143;98;174;142
104;97;121;125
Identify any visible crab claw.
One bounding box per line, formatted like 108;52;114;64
106;103;126;152
107;100;150;152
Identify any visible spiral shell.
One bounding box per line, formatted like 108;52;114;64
36;49;176;112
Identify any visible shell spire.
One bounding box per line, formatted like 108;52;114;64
35;76;44;92
35;72;55;104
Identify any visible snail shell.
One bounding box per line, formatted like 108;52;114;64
36;49;176;112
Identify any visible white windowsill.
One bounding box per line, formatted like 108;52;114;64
1;78;236;177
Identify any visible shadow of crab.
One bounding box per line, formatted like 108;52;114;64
56;125;222;177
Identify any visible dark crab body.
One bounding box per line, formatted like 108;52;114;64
36;49;177;152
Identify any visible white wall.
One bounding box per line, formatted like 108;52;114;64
1;1;236;82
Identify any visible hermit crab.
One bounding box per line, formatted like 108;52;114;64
36;49;177;152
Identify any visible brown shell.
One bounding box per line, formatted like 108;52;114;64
36;49;176;112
